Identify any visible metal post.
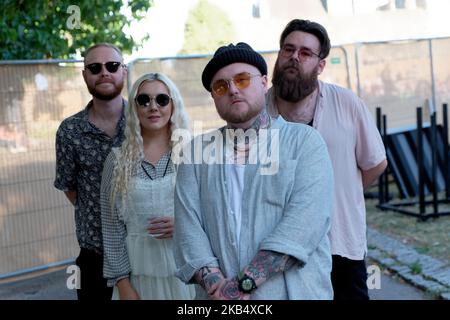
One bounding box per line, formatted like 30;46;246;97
376;107;384;204
126;60;133;93
443;103;450;199
431;110;438;215
417;107;426;218
383;114;389;202
354;43;362;98
428;39;437;112
339;46;352;90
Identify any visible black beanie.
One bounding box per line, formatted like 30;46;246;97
201;42;268;91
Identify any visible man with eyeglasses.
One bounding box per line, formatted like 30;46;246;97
54;43;127;300
173;42;334;299
267;19;387;300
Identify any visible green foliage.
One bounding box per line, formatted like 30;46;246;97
179;0;235;55
0;0;152;60
409;260;422;275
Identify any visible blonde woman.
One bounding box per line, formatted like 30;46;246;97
100;73;194;300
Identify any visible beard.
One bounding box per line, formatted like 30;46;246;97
87;79;124;100
216;98;263;125
272;58;319;103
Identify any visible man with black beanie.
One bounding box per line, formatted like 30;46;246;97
173;42;335;299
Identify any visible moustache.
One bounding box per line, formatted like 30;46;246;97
282;60;300;71
227;94;246;104
228;99;247;107
96;79;115;85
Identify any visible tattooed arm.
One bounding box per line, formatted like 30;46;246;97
194;266;250;300
241;250;297;288
196;250;295;299
194;266;224;295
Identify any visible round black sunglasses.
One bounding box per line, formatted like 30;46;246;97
85;61;123;75
135;93;171;108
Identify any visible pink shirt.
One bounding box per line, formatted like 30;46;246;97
268;81;386;260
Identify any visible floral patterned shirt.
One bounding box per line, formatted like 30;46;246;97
54;100;126;254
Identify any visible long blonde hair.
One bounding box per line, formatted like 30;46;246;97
110;73;190;208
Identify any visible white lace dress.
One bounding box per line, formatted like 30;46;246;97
111;172;195;300
101;148;194;300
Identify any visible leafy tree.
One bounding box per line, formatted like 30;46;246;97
0;0;153;60
179;0;235;55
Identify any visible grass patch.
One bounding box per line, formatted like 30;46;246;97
409;260;423;274
365;187;450;264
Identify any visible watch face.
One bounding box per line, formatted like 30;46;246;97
242;279;253;291
238;273;257;293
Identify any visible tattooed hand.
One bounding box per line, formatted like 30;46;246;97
210;277;250;300
194;266;225;295
194;267;250;300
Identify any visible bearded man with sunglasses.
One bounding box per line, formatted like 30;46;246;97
267;19;387;300
54;43;127;300
173;42;334;299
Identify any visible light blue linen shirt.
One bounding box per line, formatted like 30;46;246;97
174;116;334;299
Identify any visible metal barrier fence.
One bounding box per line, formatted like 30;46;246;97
0;60;91;278
0;38;449;279
355;38;450;129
